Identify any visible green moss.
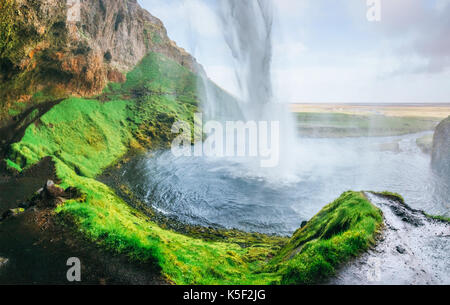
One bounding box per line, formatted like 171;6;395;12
9;98;135;176
52;159;280;284
424;214;450;223
375;191;405;205
5;159;22;172
271;191;383;285
112;52;198;103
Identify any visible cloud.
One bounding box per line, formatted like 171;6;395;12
377;0;450;74
137;0;450;103
273;42;307;67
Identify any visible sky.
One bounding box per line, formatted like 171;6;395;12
137;0;450;104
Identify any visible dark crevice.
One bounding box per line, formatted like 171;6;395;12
0;99;66;159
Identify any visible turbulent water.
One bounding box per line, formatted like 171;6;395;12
330;192;450;285
117;131;449;236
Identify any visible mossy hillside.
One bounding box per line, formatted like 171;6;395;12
271;191;383;285
8;98;134;177
109;52;197;103
7;52;199;176
53;160;283;285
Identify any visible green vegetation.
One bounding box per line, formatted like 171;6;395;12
7;53;198;176
5;52;384;285
271;191;383;284
54;162;282;284
296;112;438;138
375;191;405;205
424;214;450;223
5;159;22;172
8;98;136;177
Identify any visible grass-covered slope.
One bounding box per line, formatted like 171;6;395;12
6;52;198;176
271;191;383;284
5;52;384;285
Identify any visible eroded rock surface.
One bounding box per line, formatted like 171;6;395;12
330;193;450;285
431;116;450;177
0;0;200;123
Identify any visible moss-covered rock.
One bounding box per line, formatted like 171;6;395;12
431;116;450;177
270;191;383;285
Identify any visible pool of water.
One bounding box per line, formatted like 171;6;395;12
117;132;449;236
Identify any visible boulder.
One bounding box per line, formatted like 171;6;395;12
0;208;25;221
38;180;67;208
396;245;406;254
431;116;450;177
0;257;9;268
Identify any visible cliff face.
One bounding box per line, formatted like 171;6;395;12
0;0;199;124
431;116;450;177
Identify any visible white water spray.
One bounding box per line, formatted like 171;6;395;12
198;0;299;181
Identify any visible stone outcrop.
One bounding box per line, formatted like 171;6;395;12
0;0;200;124
431;116;450;177
0;257;9;268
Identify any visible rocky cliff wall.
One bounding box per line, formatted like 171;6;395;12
0;0;199;124
431;116;450;177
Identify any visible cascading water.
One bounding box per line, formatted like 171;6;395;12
198;0;299;180
217;0;274;119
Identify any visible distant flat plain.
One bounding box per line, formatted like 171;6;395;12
290;103;450;119
289;103;450;138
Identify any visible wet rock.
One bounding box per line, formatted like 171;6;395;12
0;257;9;268
378;142;400;153
389;205;423;227
396;245;407;254
300;221;308;228
416;134;433;154
45;180;65;196
431;116;450;177
38;180;67;208
65;187;83;200
0;208;25;221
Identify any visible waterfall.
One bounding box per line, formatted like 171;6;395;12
197;0;299;180
218;0;274;120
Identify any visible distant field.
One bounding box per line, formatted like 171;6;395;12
290;103;448;138
290;103;450;119
294;112;440;138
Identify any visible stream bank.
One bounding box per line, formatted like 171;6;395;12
330;192;450;285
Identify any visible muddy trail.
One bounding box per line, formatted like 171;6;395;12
0;159;164;285
330;192;450;285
